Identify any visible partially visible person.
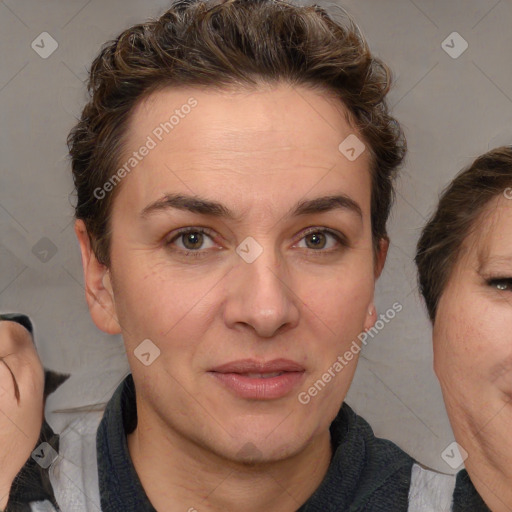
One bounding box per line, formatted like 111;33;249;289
415;146;512;511
0;314;46;510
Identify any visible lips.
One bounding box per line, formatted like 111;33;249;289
244;372;283;378
210;358;305;374
209;359;305;400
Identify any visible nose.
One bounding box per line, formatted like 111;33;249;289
222;243;300;339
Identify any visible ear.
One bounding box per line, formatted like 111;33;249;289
74;219;121;335
374;236;389;279
363;237;389;331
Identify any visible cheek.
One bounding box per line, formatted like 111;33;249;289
435;312;478;373
111;239;375;347
483;309;512;394
434;296;512;396
433;293;475;390
112;256;216;341
300;263;375;343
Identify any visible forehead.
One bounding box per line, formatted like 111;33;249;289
116;83;373;216
129;83;358;149
458;195;512;268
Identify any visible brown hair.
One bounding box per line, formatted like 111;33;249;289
415;146;512;321
67;0;406;267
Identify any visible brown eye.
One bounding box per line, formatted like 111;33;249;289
296;228;346;252
305;232;327;249
165;227;217;257
181;232;204;250
488;278;512;291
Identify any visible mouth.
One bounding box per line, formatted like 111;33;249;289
208;359;305;400
242;372;285;378
210;358;305;374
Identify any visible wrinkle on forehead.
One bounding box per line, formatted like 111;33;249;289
475;196;512;271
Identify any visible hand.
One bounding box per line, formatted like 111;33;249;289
0;320;45;509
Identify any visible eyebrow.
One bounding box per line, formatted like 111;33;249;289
140;193;363;221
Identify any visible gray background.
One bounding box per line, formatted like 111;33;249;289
1;0;511;474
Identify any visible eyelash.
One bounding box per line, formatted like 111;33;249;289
165;227;348;259
487;277;512;291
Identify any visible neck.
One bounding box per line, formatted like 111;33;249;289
451;408;512;512
127;397;333;512
464;455;512;512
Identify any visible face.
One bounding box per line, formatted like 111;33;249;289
434;195;512;487
77;83;386;463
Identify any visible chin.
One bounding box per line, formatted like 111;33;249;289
213;429;309;465
231;441;303;466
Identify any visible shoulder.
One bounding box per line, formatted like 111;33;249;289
327;403;415;511
45;365;129;512
341;403;415;470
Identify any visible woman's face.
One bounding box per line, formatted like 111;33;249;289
434;194;512;505
83;83;385;464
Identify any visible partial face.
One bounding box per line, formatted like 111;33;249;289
96;83;382;462
434;195;512;481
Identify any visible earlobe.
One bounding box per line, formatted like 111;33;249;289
362;237;389;332
74;219;121;335
363;304;376;332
